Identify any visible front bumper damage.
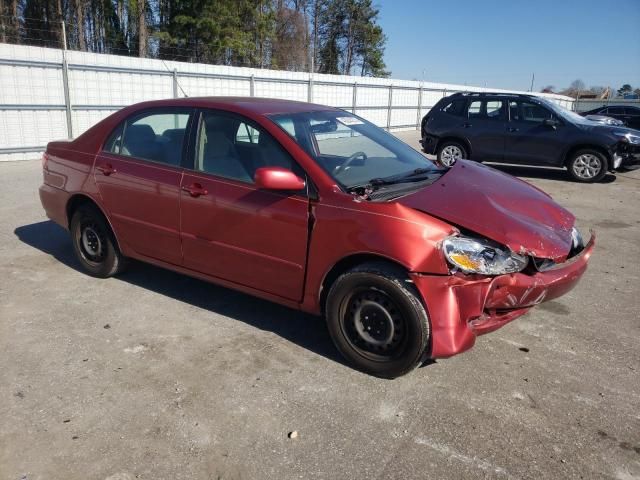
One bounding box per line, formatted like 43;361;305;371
410;233;595;359
613;142;640;170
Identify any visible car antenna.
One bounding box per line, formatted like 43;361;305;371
161;59;188;98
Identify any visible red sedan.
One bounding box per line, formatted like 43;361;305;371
39;97;595;378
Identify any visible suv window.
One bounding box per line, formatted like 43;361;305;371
468;101;482;118
195;111;298;184
466;99;506;120
441;99;466;117
510;101;553;123
608;106;626;114
107;109;191;166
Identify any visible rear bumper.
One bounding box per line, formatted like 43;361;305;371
39;183;70;229
420;133;438;155
410;233;595;359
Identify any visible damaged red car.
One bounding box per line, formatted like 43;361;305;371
39;97;595;378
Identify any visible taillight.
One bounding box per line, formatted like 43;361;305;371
42;152;50;170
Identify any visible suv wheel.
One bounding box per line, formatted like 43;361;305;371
437;141;467;167
567;149;608;183
325;262;430;378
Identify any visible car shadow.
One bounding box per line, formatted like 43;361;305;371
14;220;349;368
485;163;617;183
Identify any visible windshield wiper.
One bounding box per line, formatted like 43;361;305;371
345;168;443;195
369;167;441;186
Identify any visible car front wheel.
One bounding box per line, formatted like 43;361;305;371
437;141;467;167
325;262;430;378
567;149;608;183
70;204;128;278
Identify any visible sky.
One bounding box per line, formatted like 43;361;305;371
375;0;640;92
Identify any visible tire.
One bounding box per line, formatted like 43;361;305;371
325;262;430;379
437;141;467;167
70;204;128;278
567;149;608;183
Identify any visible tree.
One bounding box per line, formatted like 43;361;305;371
560;79;586;98
617;84;633;97
1;0;390;76
314;0;388;76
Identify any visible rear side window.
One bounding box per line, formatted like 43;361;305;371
468;101;482;118
106;109;191;166
441;99;466;117
466;99;506;120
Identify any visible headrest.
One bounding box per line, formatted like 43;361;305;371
206;131;235;158
162;128;185;142
125;124;156;142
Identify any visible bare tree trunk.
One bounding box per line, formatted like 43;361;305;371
74;0;86;50
0;0;6;44
56;0;64;47
312;0;319;73
10;0;18;43
138;0;146;57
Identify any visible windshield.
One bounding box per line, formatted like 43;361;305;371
268;110;437;189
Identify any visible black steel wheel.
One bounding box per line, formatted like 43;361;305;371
326;262;430;378
70;204;128;278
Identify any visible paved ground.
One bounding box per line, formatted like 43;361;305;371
1;131;639;480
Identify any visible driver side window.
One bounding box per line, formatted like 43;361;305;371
194;110;300;183
511;101;554;124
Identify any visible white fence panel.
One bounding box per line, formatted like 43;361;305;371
0;42;575;161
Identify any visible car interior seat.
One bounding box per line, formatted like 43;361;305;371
122;124;160;161
201;128;252;182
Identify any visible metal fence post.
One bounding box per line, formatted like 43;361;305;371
386;84;393;130
172;69;178;98
416;84;423;130
250;74;255;97
308;75;314;103
61;53;73;138
352;82;357;114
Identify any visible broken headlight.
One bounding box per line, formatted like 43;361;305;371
442;235;528;275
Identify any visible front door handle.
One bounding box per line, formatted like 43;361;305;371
182;183;208;197
96;163;116;176
462;123;472;128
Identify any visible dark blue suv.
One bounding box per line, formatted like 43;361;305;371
421;92;640;182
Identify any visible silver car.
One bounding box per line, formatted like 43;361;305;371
585;114;625;126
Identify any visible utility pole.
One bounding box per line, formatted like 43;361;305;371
529;72;535;92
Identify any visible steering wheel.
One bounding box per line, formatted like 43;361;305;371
334;151;368;176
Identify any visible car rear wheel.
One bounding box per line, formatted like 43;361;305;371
567;149;608;183
325;262;430;378
70;205;128;278
437;141;467;167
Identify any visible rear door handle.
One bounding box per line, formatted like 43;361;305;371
507;127;519;132
462;123;472;128
96;163;116;176
182;183;208;197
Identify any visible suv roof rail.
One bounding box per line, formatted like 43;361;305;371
449;91;536;98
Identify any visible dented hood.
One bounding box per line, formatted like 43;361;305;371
398;161;575;260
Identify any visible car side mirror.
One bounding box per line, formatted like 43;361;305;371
543;118;560;128
254;167;306;191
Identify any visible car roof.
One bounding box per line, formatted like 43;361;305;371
123;96;339;116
